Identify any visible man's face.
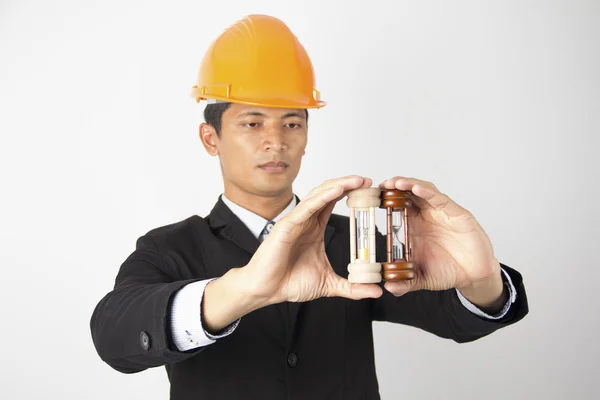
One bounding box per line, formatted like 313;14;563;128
202;104;308;197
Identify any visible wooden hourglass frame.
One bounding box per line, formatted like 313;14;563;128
346;188;382;283
379;189;415;281
346;188;416;283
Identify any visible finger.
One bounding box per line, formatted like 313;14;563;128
411;184;467;218
384;278;422;296
318;198;337;226
331;176;373;204
278;176;374;237
278;177;369;236
378;176;432;215
305;176;358;198
299;175;372;217
328;277;383;300
392;178;467;218
306;175;370;200
319;178;373;224
378;176;406;189
282;185;345;230
392;177;438;192
330;176;373;200
321;176;373;225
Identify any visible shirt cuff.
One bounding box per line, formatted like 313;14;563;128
170;278;241;351
455;268;517;320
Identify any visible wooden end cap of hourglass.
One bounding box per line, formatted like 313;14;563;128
380;189;415;281
379;189;413;209
346;187;382;208
348;262;382;283
382;261;415;281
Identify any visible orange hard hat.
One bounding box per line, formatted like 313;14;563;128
191;14;326;109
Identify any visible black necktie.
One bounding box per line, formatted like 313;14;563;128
261;220;275;241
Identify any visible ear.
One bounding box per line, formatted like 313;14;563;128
199;123;219;156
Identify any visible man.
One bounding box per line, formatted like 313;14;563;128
90;14;528;399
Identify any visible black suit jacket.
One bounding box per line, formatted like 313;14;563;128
90;196;528;399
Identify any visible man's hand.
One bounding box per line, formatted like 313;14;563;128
379;177;507;311
203;175;384;333
243;175;384;306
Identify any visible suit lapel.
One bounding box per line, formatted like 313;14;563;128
207;196;260;257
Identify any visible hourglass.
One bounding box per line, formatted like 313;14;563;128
380;189;415;281
346;188;382;283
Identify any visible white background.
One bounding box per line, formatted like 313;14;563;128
1;0;598;398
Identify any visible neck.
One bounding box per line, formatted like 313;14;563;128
223;183;294;221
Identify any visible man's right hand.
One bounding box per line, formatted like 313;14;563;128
202;176;384;333
245;175;384;305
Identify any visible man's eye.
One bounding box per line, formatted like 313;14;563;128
243;122;261;128
285;123;302;129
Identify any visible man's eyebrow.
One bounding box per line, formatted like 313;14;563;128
281;112;306;120
236;111;306;120
237;111;266;118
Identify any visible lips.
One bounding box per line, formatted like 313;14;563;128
259;161;289;168
258;161;289;173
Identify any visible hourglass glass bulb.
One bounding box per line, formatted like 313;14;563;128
392;210;404;260
356;210;370;261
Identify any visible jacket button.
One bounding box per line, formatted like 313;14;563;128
287;352;298;367
140;331;151;351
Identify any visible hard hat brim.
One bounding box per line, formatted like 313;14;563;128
191;91;327;110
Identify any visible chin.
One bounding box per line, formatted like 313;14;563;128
252;180;292;196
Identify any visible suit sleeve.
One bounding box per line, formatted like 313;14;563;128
370;229;529;343
90;234;206;373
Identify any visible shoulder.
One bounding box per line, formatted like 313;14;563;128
137;215;208;249
146;215;203;235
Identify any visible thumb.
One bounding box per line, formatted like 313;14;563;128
327;275;383;300
383;277;423;297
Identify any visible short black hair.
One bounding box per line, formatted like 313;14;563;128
204;103;309;136
204;102;233;136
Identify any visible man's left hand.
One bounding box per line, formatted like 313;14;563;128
379;177;507;312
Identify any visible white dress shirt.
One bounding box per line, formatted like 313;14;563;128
170;194;517;351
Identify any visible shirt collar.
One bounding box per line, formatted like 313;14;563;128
221;194;297;239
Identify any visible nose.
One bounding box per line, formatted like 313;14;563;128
263;126;287;152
